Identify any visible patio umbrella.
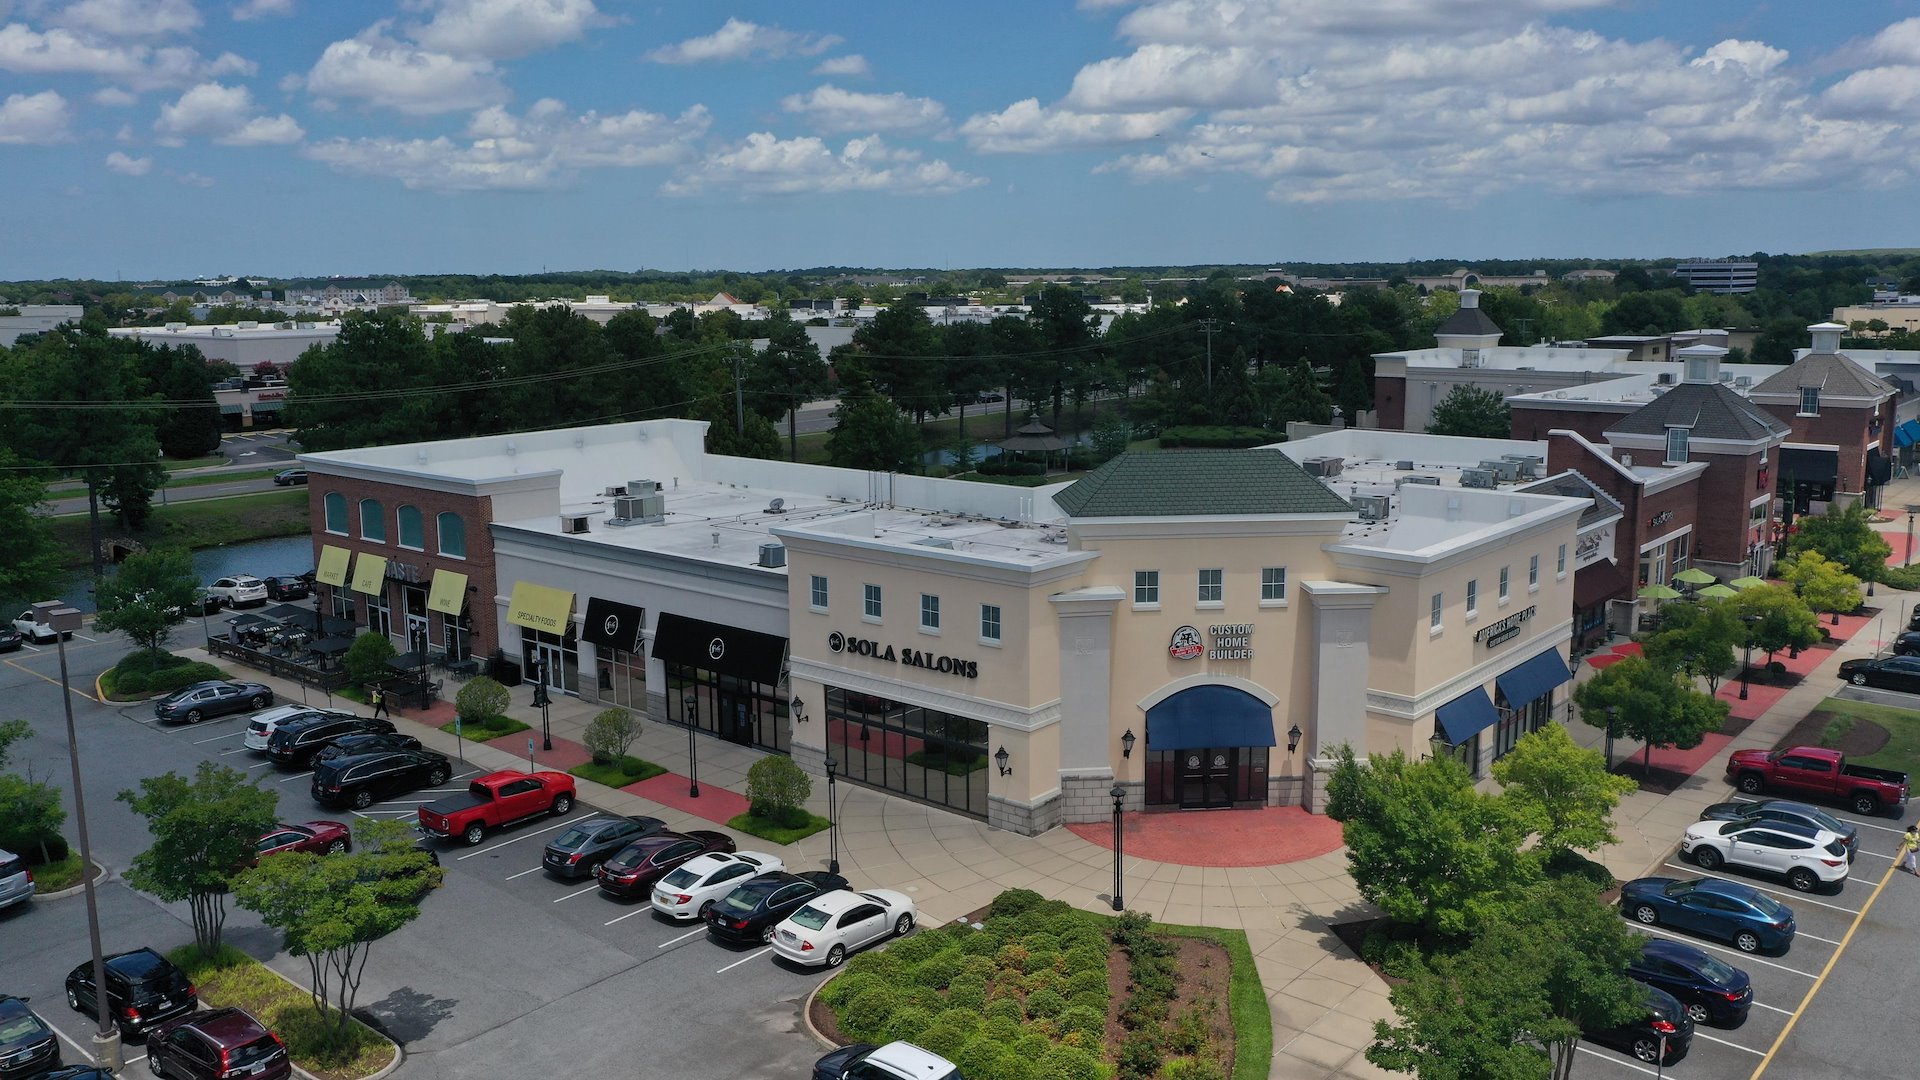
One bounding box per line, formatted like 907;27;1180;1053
322;618;357;637
1698;583;1739;599
387;651;427;672
308;636;353;656
1728;576;1767;590
226;613;274;629
1674;568;1716;586
1639;584;1682;600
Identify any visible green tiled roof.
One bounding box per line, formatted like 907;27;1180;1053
1055;449;1355;518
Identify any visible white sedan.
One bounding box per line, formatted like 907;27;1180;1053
649;851;785;920
10;611;68;644
208;576;269;607
770;888;916;968
1680;820;1850;892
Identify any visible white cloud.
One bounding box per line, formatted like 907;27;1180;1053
960;98;1189;153
780;84;946;134
52;0;202;39
813;53;868;77
171;169;215;186
1863;17;1920;65
304;100;710;190
1065;45;1272;110
409;0;604;60
0;89;70;143
663;132;983;197
92;85;136;105
1822;65;1920;120
647;18;840;64
104;149;150;174
0;22;254;90
154;81;302;144
302;30;507;116
231;0;294;20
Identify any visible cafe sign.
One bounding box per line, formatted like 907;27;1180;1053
1473;605;1535;649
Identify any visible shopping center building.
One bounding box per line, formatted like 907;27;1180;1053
299;420;1590;834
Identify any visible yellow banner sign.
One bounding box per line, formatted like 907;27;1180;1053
316;545;351;587
506;581;574;634
350;553;389;597
428;569;469;616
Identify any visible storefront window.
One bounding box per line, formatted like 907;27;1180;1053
824;687;987;819
670;663;789;755
598;646;645;711
1144;746;1269;808
521;625;580;696
363;585;393;639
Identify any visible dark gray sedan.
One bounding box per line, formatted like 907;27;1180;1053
153;680;274;725
543;816;667;879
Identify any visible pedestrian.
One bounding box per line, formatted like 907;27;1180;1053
1899;824;1920;876
370;684;389;719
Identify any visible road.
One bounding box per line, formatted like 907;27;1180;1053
0;632;835;1079
47;431;300;516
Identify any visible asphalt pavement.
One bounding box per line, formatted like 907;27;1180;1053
46;431;301;517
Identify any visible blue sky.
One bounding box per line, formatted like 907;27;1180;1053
3;1;1919;279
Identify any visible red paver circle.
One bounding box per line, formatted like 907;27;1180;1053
1065;805;1345;867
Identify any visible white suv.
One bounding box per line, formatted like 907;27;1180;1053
1680;819;1850;892
208;576;268;608
0;848;34;910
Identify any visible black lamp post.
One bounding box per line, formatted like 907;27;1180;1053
1604;705;1618;771
995;746;1011;776
1907;506;1918;568
1109;783;1126;912
683;690;700;798
534;676;551;751
1286;723;1303;756
1739;614;1760;700
824;755;840;875
1120;729;1136;759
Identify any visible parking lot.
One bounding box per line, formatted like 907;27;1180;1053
0;639;847;1079
1580;794;1917;1079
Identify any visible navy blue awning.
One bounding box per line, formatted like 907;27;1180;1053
1898;421;1919;447
1496;649;1574;708
1435;687;1500;745
1145;685;1276;751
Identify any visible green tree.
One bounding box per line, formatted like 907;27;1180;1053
1787;502;1892;582
1369;876;1646;1080
0;719;29;771
827;368;922;472
1325;747;1535;940
0;455;65;623
142;345;223;459
1334;356;1373;423
583;707;639;764
1574;656;1728;778
92;546;199;654
454;675;509;726
1779;550;1862;625
744;311;830;459
0;771;67;864
745;756;813;825
1025;285;1107;430
118;762;277;955
232;818;443;1047
1639;598;1743;691
345;632;398;689
1425;385;1511;438
1490;724;1637;861
1729;583;1823;665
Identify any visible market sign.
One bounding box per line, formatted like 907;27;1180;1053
1473;605;1535;649
828;631;978;679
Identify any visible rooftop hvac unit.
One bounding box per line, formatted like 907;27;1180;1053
1656;372;1674;385
1480;459;1521;481
560;514;590;535
1303;456;1344;478
629;479;659;495
1461;468;1499;489
1352;494;1391;521
757;542;787;568
1461;349;1482;368
612;496;643;519
602;485;628;498
1398;475;1442;487
1735;376;1752;388
1395;460;1416;471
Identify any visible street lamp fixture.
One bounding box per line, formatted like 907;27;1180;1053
682;691;700;798
1429;731;1451;761
791;695;807;723
1286;723;1303;755
1739;614;1761;701
824;756;840;875
1604;705;1619;771
1120;729;1136;759
1906;506;1919;568
994;746;1011;776
1109;784;1126;912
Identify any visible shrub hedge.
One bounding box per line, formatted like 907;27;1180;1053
1157;426;1283;449
103;651;227;698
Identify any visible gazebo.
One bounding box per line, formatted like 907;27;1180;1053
995;416;1073;473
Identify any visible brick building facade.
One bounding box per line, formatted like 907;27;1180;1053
1747;324;1897;507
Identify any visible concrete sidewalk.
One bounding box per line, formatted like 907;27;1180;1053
182;540;1916;1080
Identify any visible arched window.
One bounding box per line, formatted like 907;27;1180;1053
396;505;424;549
359;498;386;543
437;512;466;558
323;492;347;535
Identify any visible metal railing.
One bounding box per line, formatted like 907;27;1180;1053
205;637;352;691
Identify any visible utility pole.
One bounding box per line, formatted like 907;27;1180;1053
732;343;747;435
1199;319;1222;393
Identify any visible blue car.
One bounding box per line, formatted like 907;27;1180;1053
1620;876;1795;954
1629;938;1753;1027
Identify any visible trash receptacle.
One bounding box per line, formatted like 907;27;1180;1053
492;657;521;687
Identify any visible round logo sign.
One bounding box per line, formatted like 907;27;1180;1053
602;614;620;638
1185;754;1201;769
1168;625;1203;662
1212;754;1227;768
828;631;846;653
708;637;726;661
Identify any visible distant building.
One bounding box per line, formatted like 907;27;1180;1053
109;320;341;369
0;304;83;347
1672;259;1759;294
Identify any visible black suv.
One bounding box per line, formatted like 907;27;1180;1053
264;575;311;601
266;715;396;767
0;994;60;1078
64;947;196;1039
312;731;422;766
311;749;452;809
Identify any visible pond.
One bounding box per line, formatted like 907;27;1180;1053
59;534;315;614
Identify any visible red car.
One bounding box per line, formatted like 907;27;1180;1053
595;830;736;900
148;1007;290;1080
253;821;351;861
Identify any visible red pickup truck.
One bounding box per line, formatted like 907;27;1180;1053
1726;746;1910;817
418;770;576;845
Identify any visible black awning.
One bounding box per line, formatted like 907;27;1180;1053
1778;446;1838;485
651;612;787;686
581;597;647;654
1869;446;1893;485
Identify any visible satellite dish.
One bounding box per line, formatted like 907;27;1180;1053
767;497;786;514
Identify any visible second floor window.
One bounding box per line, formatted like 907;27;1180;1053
920;593;941;631
1666;426;1689;464
1197;568;1223;604
863;583;882;620
359;498;385;543
1431;592;1443;629
980;604;1001;642
1134;570;1159;606
397;505;424;549
323;492;347;534
1261;567;1287;602
809;575;828;611
1800;387;1820;415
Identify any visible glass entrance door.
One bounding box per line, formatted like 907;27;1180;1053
1178;748;1236;809
404;585;429;656
719;687;754;746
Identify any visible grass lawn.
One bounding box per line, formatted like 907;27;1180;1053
441;716;531;742
570;756;668;787
163;466;282;489
726;810;832;844
49;488;308;564
162;454;232;472
167;945;394;1080
28;853;85;891
1807;696;1920;777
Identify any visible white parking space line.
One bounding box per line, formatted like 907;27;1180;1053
551;884;600;903
247;761;275;770
1623;924;1819;978
455;815;599;861
657;927;704;948
1573;1045;1656;1075
716;947;770;973
1793;930;1844;946
605;907;649;925
73;633;97;642
506;867;545;881
20;643;40;652
47;1026;97;1062
195;731;246;744
1751;1000;1795;1016
1691;1030;1765;1055
277;772;312;784
1659;863;1861;914
376;799;441;804
123;1053;147;1066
